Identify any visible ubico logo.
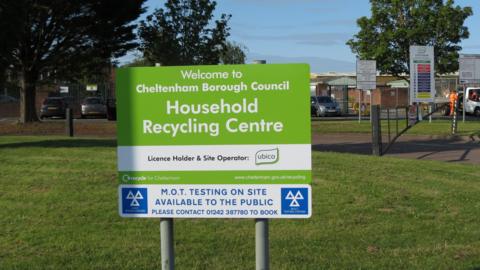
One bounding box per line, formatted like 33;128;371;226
255;148;279;165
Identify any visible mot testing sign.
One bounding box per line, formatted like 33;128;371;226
356;60;376;90
116;64;312;218
459;54;480;84
409;46;435;104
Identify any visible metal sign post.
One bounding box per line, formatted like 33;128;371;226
154;63;175;270
156;62;174;270
253;60;269;270
463;84;466;123
160;219;174;270
356;60;377;123
358;90;362;123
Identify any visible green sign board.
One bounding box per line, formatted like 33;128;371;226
117;64;312;218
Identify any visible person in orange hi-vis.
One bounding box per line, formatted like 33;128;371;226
449;89;458;116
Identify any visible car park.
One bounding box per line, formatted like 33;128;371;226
81;97;107;118
40;97;67;119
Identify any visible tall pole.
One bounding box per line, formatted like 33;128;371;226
160;219;174;270
253;59;269;270
369;90;373;123
358;90;362;123
462;84;466;123
371;105;382;156
156;62;175;270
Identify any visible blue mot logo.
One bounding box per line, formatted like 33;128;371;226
122;188;148;214
281;188;308;215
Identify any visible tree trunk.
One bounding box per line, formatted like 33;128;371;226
19;71;38;123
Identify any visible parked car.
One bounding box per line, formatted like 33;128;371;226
0;95;18;103
81;97;107;118
311;96;340;117
40;97;67;119
311;96;320;116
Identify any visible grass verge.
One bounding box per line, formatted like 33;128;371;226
0;136;479;269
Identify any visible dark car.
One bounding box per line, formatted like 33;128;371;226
40;97;67;119
311;96;320;116
81;97;107;118
311;96;340;117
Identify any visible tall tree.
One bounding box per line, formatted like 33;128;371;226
347;0;472;79
220;41;247;64
138;0;231;66
2;0;145;122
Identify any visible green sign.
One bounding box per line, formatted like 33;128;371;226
116;64;311;185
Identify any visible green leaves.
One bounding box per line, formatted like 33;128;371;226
347;0;473;78
138;0;232;66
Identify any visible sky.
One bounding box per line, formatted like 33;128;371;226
124;0;480;73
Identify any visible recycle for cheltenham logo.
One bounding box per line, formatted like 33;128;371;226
281;188;308;215
122;188;148;214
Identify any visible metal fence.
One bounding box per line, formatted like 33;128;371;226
0;82;114;119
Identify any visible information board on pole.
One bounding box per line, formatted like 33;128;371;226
116;64;312;219
356;60;376;90
459;54;480;84
409;46;435;104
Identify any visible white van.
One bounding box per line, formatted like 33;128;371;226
463;87;480;117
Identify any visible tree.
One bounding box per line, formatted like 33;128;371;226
2;0;146;122
347;0;472;79
220;41;247;64
138;0;231;66
0;0;23;72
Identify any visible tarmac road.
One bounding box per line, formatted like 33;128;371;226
312;133;480;164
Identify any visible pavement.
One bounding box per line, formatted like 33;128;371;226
312;133;480;164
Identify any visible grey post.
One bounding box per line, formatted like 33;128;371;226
160;219;174;270
256;218;269;270
155;62;175;270
253;59;269;270
462;84;466;122
428;103;432;123
369;91;373;123
65;108;74;137
358;90;361;123
371;105;382;156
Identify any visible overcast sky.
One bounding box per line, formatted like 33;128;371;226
124;0;480;73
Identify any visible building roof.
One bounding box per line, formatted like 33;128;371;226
387;80;409;88
327;77;357;87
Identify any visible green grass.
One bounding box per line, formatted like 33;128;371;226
1;136;480;269
312;119;480;136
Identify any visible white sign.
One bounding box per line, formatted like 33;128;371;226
59;86;69;93
117;145;310;172
459;54;480;84
356;60;376;90
409;46;435;104
119;184;311;218
86;84;98;91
